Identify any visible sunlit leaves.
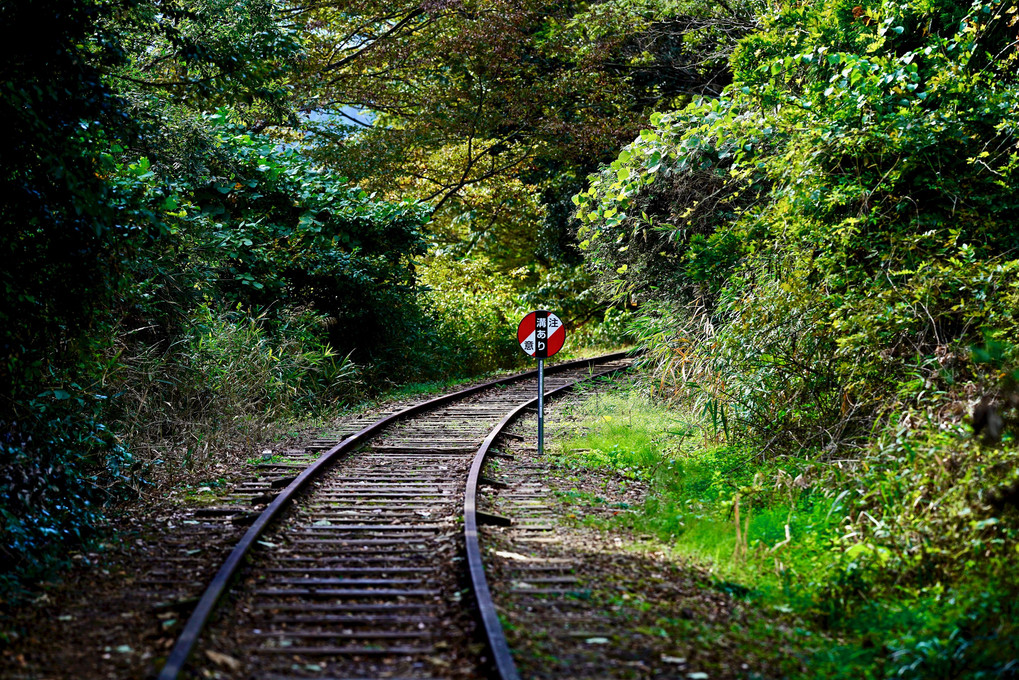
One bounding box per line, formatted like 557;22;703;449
293;0;755;294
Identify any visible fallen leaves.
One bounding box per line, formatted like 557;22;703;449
204;649;242;671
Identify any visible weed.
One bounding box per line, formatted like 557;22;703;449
557;379;1019;678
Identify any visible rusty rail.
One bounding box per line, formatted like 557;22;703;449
157;351;629;679
464;359;633;680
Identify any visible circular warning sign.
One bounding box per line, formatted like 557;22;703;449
517;310;566;358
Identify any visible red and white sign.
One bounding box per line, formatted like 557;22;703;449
517;310;566;358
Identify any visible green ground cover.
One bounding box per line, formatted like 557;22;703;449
554;379;1019;679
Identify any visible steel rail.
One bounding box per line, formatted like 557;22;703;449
464;359;633;680
157;350;629;679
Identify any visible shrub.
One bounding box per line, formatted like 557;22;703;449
111;304;360;469
576;0;1019;451
0;402;134;596
418;254;526;377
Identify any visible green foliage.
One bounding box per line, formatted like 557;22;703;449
577;0;1019;449
0;403;134;594
110;0;300;114
418;255;525;377
560;382;1019;678
136;110;429;365
564;304;637;351
295;0;756;335
113;304;360;463
0;1;424;597
66;107;431;460
573;2;1019;671
0;0;149;596
1;0;138;401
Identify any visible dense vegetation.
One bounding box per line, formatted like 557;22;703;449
2;0;1017;675
0;0;433;591
0;0;731;596
572;0;1019;675
578;0;1019;442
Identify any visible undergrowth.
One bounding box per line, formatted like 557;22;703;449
554;379;1019;679
111;303;361;475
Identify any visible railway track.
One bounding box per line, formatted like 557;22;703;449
158;351;632;680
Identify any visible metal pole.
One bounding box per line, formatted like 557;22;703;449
537;358;544;454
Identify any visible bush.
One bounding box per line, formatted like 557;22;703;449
111;304;360;468
576;0;1019;452
0;403;134;596
1;103;430;594
418;254;526;377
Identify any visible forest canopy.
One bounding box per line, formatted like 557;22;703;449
0;0;745;592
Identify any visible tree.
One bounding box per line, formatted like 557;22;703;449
1;0;131;405
286;0;755;280
0;0;428;591
576;0;1019;446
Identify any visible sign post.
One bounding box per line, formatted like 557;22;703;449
517;310;566;454
538;359;544;454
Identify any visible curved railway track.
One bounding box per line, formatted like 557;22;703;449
158;351;632;680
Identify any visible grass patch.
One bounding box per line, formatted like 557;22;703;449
553;379;1019;679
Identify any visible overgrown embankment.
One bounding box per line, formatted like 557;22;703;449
571;0;1019;676
0;2;520;598
555;384;1018;678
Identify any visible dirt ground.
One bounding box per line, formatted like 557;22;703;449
480;387;813;679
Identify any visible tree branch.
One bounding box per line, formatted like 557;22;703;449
320;9;426;73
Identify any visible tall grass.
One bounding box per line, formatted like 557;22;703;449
108;303;360;475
